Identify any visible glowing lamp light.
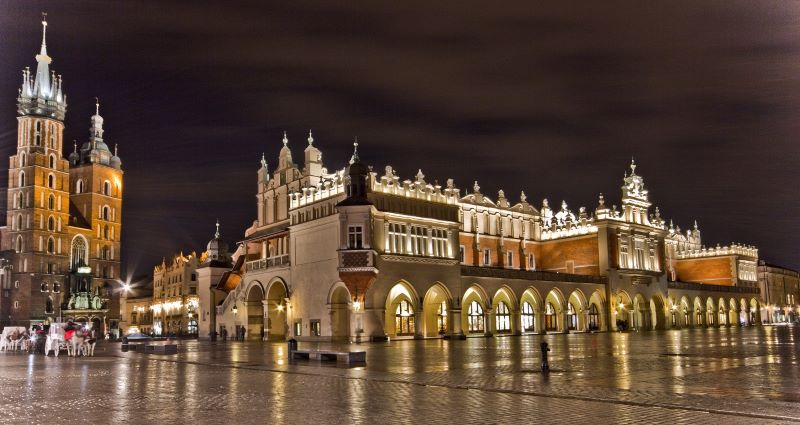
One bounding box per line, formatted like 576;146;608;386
277;304;284;312
353;299;361;311
232;304;238;315
122;283;131;292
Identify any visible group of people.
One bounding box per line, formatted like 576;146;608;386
1;321;97;355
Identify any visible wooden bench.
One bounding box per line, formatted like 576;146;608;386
144;344;178;354
291;349;366;365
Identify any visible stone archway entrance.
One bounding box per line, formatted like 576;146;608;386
246;284;265;340
330;285;351;341
265;281;287;340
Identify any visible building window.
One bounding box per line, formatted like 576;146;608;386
45;297;54;314
310;320;321;336
103;180;111;196
53;282;60;293
395;299;415;336
47;216;55;231
467;301;484;333
191;273;196;281
19;171;25;187
459;246;465;264
347;226;363;249
483;248;490;266
588;304;599;331
14;301;19;309
506;252;513;268
430;228;448;257
48;194;55;210
102;206;110;221
567;303;577;331
294;320;302;337
41;282;49;292
188;320;198;335
545;303;557;331
521;302;535;332
46;237;55;254
14;281;19;289
16;236;23;253
76;179;84;194
71;236;88;269
49;155;56;169
409;226;426;256
527;253;535;270
496;301;511;333
436;301;448;334
103;225;109;239
388;223;407;254
47;174;55;189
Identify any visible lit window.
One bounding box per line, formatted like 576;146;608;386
468;300;484;333
495;301;511;333
567;303;577;330
347;226;363;249
522;302;535;332
483;248;490;266
588;304;599;331
388;223;407;254
310;320;321;336
436;301;447;334
545;302;557;331
395;299;415;336
506;252;513;268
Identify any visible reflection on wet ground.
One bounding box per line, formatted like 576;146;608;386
0;326;797;424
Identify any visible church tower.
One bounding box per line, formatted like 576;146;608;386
3;15;71;324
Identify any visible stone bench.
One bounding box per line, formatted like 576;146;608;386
121;343;147;352
144;344;178;354
291;349;366;365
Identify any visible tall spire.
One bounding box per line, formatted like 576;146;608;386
349;138;359;164
215;219;220;239
33;13;52;98
18;14;67;120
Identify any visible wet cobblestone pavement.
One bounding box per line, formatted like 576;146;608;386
0;326;798;424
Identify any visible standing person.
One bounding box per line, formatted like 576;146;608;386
221;327;227;341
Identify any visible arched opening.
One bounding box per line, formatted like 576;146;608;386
544;289;565;332
329;284;351;340
461;285;488;336
49;154;56;169
492;287;517;334
48;194;55;210
495;301;511;333
718;298;727;326
19;171;25;187
15;235;23;253
588;304;600;330
729;298;738;326
46;237;55;254
632;294;651;330
103;180;111;196
614;292;633;331
467;300;484;333
47;174;54;189
76;179;84;194
422;283;451;337
103;225;109;239
650;295;667;330
520;288;542;334
45;297;54;314
706;298;716;326
385;281;419;338
47;216;55;231
20;152;26;167
265;280;287;340
544;302;558;331
245;283;265;341
71;235;88;270
694;297;704;327
567;290;587;332
102;206;110;221
749;298;760;325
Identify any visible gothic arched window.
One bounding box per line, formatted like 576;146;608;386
48;194;55;210
47;174;55;189
46;237;55;254
71;236;88;270
394;299;415;336
76;179;84;194
49;154;56;169
468;300;484;333
103;180;111;196
102;206;110;221
522;301;535;332
496;301;511;333
47;216;55;231
15;236;23;253
19;171;25;187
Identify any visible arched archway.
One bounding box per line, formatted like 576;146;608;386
588;290;606;331
729;298;738;326
422;283;452;338
265;279;288;340
650;294;667;330
740;298;749;325
693;297;704;327
461;285;488;335
706;298;716;327
245;282;265;340
385;281;420;338
614;291;633;331
718;298;727;326
492;286;517;334
520;288;543;333
632;294;651;330
567;290;588;332
750;298;760;325
544;288;566;332
328;283;351;341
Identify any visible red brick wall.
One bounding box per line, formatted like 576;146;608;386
674;256;735;286
538;235;599;276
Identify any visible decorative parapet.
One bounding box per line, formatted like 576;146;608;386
667;281;760;295
540;222;598;240
675;243;758;259
338;249;378;272
289;171;345;210
461;265;607;284
369;166;460;205
245;254;290;272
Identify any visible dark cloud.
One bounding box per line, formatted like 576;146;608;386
1;1;799;276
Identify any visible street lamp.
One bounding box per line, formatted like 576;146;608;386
232;304;238;316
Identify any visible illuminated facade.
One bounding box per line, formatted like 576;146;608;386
0;18;124;333
150;252;201;336
757;261;800;324
201;133;768;342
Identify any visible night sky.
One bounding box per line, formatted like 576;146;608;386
1;1;799;278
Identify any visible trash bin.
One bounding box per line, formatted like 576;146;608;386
288;338;298;353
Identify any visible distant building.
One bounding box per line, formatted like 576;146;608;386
0;17;124;334
757;261;799;323
200;132;766;342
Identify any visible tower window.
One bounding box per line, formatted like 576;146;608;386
102;206;110;221
47;174;54;189
49;154;56;169
76;179;84;194
19;171;25;187
48;194;55;210
20;152;26;167
483;248;491;266
347;226;363;249
103;180;111;196
46;237;55;254
47;216;54;231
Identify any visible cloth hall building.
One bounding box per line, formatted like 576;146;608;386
197;133;782;342
0;18;124;334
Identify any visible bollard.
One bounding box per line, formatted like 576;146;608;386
541;341;551;373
